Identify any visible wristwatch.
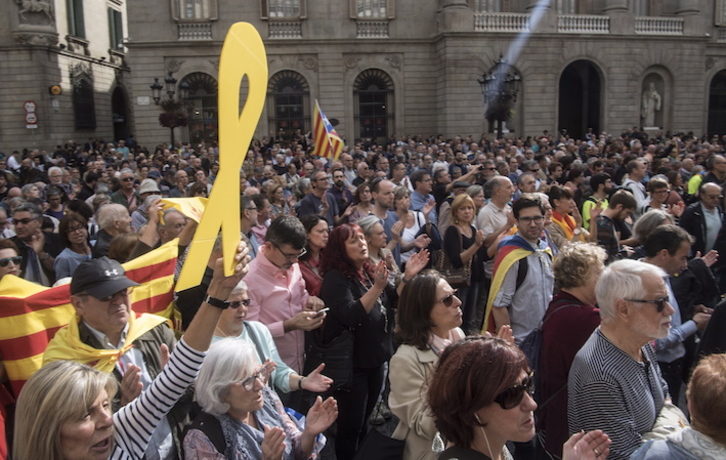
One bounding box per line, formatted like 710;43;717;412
203;294;230;309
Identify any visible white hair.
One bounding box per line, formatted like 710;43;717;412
595;259;665;321
195;339;258;416
230;279;248;296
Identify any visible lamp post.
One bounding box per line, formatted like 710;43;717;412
150;72;188;147
478;54;521;139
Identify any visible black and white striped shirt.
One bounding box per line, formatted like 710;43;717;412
568;328;667;460
111;338;205;459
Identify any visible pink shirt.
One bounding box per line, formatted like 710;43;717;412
245;246;310;373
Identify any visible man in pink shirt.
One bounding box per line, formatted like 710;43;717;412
245;215;326;381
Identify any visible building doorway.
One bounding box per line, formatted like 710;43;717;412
558;60;601;140
708;70;726;137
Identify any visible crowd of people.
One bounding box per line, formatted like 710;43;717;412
1;127;726;460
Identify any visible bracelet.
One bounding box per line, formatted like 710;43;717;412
298;376;305;390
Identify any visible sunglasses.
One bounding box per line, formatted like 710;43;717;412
438;290;459;307
239;363;273;391
0;256;22;267
494;372;535;410
13;218;36;225
229;299;251;309
625;296;670;313
121;177;135;182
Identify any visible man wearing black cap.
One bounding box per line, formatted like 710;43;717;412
43;257;189;460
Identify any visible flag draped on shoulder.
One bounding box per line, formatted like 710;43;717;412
481;234;552;333
313;100;344;160
0;239;179;397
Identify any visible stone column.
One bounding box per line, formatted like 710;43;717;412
526;0;556;34
603;0;633;35
437;0;472;33
676;0;703;36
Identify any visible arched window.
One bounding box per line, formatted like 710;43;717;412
180;72;218;145
267;71;310;142
354;69;394;143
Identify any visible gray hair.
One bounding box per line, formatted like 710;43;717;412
97;203;128;229
47;166;63;177
195;338;258;416
632;209;674;244
356;215;381;237
143;194;162;208
230;279;248;296
595;259;666;321
119;168;134;177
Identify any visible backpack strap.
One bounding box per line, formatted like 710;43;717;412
515;257;528;291
182;412;226;457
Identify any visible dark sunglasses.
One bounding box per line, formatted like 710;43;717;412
13;218;36;225
494;372;535;410
438;290;459;307
0;256;22;267
229;299;251;309
625;296;670;313
121;177;135;182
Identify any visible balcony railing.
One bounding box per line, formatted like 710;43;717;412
558;15;609;34
178;22;212;40
357;20;389;38
634;17;683;35
269;21;303;39
719;28;726;42
474;13;530;32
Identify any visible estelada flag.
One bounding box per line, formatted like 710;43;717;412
0;239;178;398
313;100;344;160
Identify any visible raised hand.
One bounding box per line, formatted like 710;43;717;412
302;364;333;393
120;364;143;406
261;425;286;460
562;430;611;460
304;396;339;436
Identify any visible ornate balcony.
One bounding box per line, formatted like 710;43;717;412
269;21;303;39
634;17;684;35
178;22;213;40
558;15;609;34
356;20;389;38
474;13;530;32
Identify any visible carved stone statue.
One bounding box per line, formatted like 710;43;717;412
641;82;662;128
16;0;55;26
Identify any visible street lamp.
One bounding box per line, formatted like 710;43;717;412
478;54;521;139
150;72;188;147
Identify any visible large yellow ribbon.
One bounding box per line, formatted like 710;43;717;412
176;22;268;290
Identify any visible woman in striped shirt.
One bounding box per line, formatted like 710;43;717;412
13;241;250;460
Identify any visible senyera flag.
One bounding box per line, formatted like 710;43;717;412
313;100;344;160
0;239;178;399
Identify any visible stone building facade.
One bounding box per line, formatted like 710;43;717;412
5;1;726;152
0;0;131;153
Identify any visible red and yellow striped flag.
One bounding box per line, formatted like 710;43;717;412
0;239;178;397
313;100;344;160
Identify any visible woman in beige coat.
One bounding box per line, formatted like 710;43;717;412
388;270;465;460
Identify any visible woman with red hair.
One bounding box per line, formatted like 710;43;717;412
316;223;427;459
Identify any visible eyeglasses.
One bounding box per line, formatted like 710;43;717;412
494;372;535;410
517;216;545;224
121;177;135;182
68;225;86;234
0;256;22;267
13;218;36;225
246;207;258;211
625;296;670;313
239;363;273;391
272;242;307;261
229;299;251;309
438;290;459;307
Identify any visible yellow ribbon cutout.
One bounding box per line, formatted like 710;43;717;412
176;22;268;291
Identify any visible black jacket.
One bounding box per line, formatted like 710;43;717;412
679;202;726;267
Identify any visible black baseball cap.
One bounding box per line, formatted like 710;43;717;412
452;181;471;189
70;257;140;297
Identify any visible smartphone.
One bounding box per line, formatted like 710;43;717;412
313;307;330;318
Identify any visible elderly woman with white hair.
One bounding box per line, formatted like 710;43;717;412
212;279;332;395
183;339;338;459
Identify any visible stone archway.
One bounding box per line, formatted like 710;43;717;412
112;86;129;141
708;70;726;137
558;60;602;140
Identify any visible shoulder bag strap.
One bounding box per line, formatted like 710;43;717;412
244;321;267;364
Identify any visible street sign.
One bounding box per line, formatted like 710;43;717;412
25;113;37;124
24;101;37;113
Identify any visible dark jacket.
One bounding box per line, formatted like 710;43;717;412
11;232;62;285
679;202;726;267
78;321;194;457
